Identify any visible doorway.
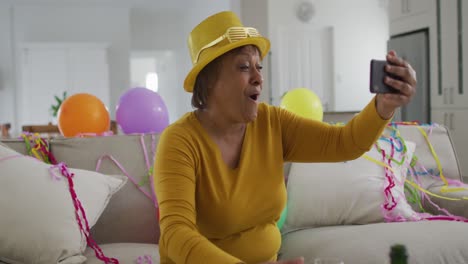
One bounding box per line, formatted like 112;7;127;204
130;50;176;123
388;29;430;123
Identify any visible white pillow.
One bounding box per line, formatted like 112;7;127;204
0;143;126;264
283;139;417;233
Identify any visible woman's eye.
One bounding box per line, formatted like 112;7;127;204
256;65;263;71
240;65;250;70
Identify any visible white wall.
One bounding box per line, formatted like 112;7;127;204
0;3;131;132
0;0;236;133
130;8;184;123
267;0;389;111
240;0;271;104
13;4;131;120
129;3;237;121
0;0;389;133
0;4;15;126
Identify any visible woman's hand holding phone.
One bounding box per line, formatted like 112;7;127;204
370;50;417;119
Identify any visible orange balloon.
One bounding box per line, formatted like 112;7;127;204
57;93;110;137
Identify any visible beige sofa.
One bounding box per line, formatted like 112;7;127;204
1;123;468;264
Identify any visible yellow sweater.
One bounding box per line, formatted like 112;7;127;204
153;98;389;264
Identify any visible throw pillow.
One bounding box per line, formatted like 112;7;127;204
283;138;416;233
0;142;126;264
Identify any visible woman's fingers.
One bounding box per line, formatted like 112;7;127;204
384;50;417;104
385;63;417;86
384;75;415;97
381;93;411;107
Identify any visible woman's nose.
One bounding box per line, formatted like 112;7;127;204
251;69;263;86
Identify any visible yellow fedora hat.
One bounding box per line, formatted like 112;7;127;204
183;11;270;92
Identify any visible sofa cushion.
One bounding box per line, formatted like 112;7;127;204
391;124;461;180
50;134;160;244
284;138;416;233
1;138;36;155
83;243;159;264
279;221;468;264
0;140;126;264
423;180;468;218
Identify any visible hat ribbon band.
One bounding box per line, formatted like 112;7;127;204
194;26;260;64
194;35;227;64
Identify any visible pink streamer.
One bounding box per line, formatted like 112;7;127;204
139;134;158;207
382;123;468;223
94;134;159;263
381;142;398;213
95;154;154;202
140;136;151;170
10;133;161;263
425;216;468;222
0;154;118;263
95;134;159;208
136;255;154;264
0;154;24;162
48;164;64;181
57;162;119;264
409;161;467;219
75;131;114;138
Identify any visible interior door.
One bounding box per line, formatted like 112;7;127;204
68;48;109;107
274;27;334;110
18;47;68;126
16;44;110;133
388;30;430;123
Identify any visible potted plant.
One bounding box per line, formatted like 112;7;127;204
49;91;67;123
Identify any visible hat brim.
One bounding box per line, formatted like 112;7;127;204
183;37;270;92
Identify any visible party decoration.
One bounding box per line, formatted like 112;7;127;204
277;204;288;230
280;88;323;121
116;87;169;134
11;133;119;263
369;122;468;223
58;93;110;137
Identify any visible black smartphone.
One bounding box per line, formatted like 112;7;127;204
369;59;400;94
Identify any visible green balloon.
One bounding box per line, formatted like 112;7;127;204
277;204;288;230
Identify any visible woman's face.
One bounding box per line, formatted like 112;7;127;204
206;45;263;123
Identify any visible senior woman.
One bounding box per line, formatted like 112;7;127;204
153;11;417;264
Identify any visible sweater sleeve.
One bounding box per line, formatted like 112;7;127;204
279;96;391;162
153;126;244;264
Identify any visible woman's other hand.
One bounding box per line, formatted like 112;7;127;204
260;256;305;264
375;50;417;119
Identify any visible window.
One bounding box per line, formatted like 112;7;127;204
145;72;159;92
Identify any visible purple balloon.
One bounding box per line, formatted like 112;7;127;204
116;87;169;134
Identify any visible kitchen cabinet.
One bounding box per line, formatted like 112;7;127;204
432;0;468;108
389;0;431;22
391;0;468;180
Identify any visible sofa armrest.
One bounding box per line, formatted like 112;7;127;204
422;179;468;218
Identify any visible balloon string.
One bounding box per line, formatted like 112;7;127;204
94;134;159;208
139;135;158;207
95;154;157;206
